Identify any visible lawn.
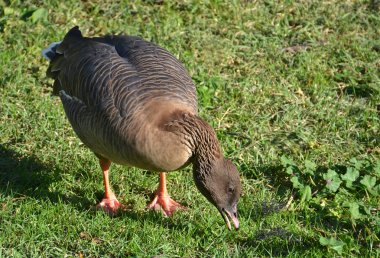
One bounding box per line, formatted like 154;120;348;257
0;0;379;256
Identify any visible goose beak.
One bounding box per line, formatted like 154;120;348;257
219;205;239;230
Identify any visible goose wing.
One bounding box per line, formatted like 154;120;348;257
48;26;198;119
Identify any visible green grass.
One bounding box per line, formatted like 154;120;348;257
1;0;379;256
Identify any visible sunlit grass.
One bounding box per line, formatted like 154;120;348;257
0;0;379;256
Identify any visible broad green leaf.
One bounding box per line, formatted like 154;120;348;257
360;175;376;190
327;179;342;192
373;185;380;195
341;167;359;188
290;176;303;189
374;160;380;177
331;243;344;254
286;166;293;175
323;169;342;192
366;184;380;196
4;7;15;15
319;236;345;254
349;157;364;170
304;160;316;175
31;8;48;23
348;202;362;220
319;236;330;246
300;185;312;203
323;169;338;179
281;155;295;166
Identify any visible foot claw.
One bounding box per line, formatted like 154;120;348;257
147;194;185;217
96;197;121;215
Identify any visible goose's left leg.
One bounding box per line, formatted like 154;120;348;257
147;172;185;216
96;158;121;215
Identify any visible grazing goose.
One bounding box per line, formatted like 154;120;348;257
42;26;241;230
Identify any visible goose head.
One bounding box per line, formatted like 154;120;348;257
193;157;241;230
165;112;242;229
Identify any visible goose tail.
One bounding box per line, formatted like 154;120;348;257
42;26;83;61
41;41;62;61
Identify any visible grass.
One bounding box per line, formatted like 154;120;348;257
0;0;379;256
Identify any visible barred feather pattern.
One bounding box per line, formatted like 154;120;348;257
47;27;199;169
165;112;222;178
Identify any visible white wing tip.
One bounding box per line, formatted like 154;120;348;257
41;41;62;61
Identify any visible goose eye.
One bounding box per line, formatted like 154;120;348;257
228;186;234;194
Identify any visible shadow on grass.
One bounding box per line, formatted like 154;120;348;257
239;163;290;219
240;162;377;253
0;144;92;211
0;144;196;227
237;162;324;255
237;227;319;256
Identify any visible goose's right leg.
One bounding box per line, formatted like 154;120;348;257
96;158;121;215
147;172;185;216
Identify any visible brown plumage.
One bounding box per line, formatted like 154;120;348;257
43;26;241;230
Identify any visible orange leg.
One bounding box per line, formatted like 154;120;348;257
146;172;185;216
96;159;121;215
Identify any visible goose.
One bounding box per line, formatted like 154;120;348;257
42;26;241;230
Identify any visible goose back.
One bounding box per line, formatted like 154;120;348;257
49;27;197;115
